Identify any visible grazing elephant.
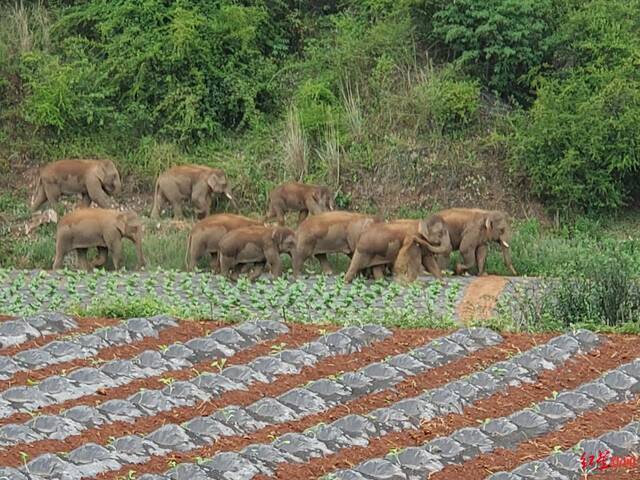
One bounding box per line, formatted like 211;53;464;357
437;208;517;276
292;211;379;277
218;225;296;279
31;159;122;211
53;208;145;271
344;217;451;283
150;165;237;219
185;213;263;271
265;182;335;226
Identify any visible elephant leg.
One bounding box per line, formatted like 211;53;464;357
248;263;265;281
150;189;165;218
455;247;477;275
209;252;221;273
43;183;61;208
52;240;69;270
292;246;309;278
476;244;488;276
75;248;91;271
344;251;371;283
104;230;124;270
78;193;91;208
423;255;443;279
159;180;184;219
30;184;47;211
372;265;385;280
86;177;113;208
92;247;108;269
316;254;333;274
219;254;235;278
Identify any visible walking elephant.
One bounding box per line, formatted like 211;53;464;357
185;213;263;271
265;182;334;226
53;208;145;271
150;165;237;219
437;208;517;276
31;159;121;211
292;211;379;277
218;225;296;280
344;217;451;283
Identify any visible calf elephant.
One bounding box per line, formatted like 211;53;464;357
292;211;379;277
31;159;121;211
265;182;334;226
218;225;296;279
185;213;262;271
53;208;145;271
344;217;451;283
150;165;237;219
437;208;517;276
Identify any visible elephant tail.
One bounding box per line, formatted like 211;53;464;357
30;174;44;211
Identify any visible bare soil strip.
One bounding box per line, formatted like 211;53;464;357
258;334;637;479
95;332;543;479
0;323;325;429
456;275;509;323
0;320;215;391
4;327;436;468
433;396;640;480
0;316;121;357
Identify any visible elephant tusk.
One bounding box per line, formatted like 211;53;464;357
501;240;510;248
225;192;233;200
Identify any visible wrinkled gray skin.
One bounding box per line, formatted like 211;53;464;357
150;165;237;219
437;208;517;276
53;208;145;271
265;182;335;226
31;159;121;211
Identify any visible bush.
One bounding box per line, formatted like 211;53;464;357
512;65;640;211
415;0;557;101
413;68;480;134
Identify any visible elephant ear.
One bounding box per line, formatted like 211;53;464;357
115;212;127;235
94;163;107;184
207;171;225;191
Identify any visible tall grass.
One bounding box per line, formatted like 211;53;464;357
282;105;308;181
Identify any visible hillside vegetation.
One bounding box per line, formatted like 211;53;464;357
1;0;639;215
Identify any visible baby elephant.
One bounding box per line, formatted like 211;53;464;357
265;182;334;226
151;165;236;219
218;225;296;279
31;159;121;211
53;208;145;271
185;213;263;271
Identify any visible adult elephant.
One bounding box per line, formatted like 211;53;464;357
265;182;334;226
292;211;379;277
150;165;237;219
185;213;263;271
218;225;296;280
53;208;145;271
437;208;517;276
31;159;121;211
344;217;451;283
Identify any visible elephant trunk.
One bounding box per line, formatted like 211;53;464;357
414;234;451;255
112;175;122;195
225;188;239;210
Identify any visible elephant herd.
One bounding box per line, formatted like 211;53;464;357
30;158;518;281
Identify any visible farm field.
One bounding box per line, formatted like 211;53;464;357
0;312;636;479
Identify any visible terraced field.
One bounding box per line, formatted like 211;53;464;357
0;313;637;479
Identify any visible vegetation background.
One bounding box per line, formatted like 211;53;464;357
0;0;639;329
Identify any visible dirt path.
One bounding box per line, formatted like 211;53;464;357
456;275;510;323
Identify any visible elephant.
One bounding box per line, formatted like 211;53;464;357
265;182;335;226
31;159;121;212
185;213;263;271
53;208;145;271
292;211;379;277
150;165;237;219
437;208;517;276
218;225;296;280
344;217;451;283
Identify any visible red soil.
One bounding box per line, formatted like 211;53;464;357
0;319;215;391
96;332;548;479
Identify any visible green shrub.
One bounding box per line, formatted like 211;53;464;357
414;68;480;133
416;0;557;100
512;65;640;211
